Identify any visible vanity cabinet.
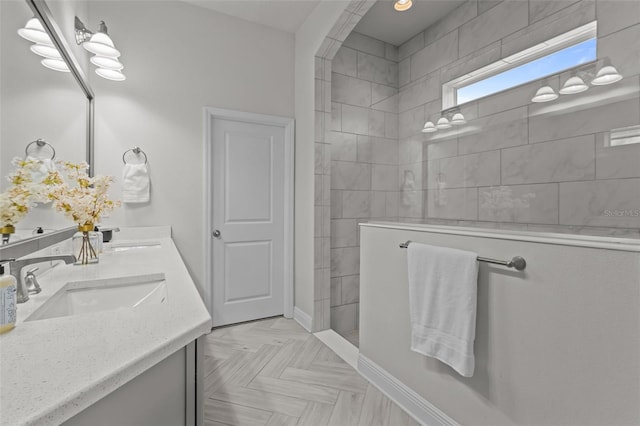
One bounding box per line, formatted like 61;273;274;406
63;338;204;426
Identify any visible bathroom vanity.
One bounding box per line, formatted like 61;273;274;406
0;227;212;426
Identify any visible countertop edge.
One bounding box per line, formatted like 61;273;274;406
32;318;211;426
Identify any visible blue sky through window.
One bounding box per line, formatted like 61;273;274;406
457;38;597;104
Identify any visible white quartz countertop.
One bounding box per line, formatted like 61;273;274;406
0;233;212;426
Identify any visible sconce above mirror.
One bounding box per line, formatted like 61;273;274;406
75;17;126;81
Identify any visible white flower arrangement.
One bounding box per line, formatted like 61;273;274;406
0;158;42;228
46;161;120;227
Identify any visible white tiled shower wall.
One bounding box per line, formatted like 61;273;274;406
329;33;400;335
320;0;640;334
398;0;640;236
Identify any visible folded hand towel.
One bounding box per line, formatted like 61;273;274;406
122;163;150;203
407;242;479;377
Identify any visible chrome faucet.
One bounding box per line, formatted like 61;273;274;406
9;255;76;303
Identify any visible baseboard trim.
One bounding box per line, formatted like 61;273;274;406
313;329;358;369
293;306;312;332
358;355;459;426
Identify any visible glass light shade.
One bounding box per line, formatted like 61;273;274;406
394;0;413;11
41;58;70;72
450;112;466;125
590;65;623;85
30;44;62;59
531;85;559;102
436;117;451;129
559;76;588;94
83;32;120;58
96;68;126;81
17;18;52;45
421;121;437;133
90;55;123;70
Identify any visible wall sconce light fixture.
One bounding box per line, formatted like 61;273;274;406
17;17;52;45
591;64;622;85
531;85;559;102
422;121;437;133
422;108;466;134
559;75;588;94
532;59;623;103
17;17;69;72
75;17;126;81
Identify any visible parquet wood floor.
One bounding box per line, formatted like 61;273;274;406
203;317;419;426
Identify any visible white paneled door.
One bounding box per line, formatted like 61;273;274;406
210;117;287;327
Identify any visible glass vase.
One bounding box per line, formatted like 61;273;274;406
72;224;99;265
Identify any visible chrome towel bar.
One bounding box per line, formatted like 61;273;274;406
399;240;527;271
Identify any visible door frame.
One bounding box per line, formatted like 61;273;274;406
203;107;295;319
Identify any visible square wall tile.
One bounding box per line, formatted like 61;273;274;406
372;164;399;191
342;104;370;135
502;135;596;184
369;110;386;137
560;178;640;227
331;219;358;248
439;150;501;188
341;275;360;304
343;31;385;57
330;304;358;333
332;160;371;191
332;73;371;107
342;190;371;218
333;46;358;77
427;187;478;220
458;0;528;57
479;184;559;224
331;132;358;162
331;247;360;277
357;52;399;87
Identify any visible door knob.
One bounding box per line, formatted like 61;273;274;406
213;230;221;238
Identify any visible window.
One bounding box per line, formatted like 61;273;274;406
607;125;640;147
442;22;597;108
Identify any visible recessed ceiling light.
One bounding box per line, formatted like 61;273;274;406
394;0;413;12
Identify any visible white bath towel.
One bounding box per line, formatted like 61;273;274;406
27;156;57;184
407;242;479;377
122;163;150;203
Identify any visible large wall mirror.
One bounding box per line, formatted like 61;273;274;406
0;0;94;245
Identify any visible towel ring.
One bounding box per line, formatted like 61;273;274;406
122;147;148;165
25;139;56;160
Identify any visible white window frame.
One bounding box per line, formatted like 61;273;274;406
442;21;598;109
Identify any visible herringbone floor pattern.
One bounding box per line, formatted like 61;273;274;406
203;317;419;426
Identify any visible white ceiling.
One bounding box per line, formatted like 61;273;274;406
354;0;466;46
179;0;322;34
179;0;466;46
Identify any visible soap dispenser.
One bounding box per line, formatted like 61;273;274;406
0;261;17;334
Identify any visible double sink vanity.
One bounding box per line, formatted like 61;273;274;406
0;227;212;425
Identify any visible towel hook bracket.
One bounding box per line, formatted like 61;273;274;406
122;146;148;164
25;138;56;160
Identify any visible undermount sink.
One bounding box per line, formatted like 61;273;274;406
26;273;167;322
108;241;161;252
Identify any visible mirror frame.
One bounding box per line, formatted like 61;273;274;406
27;0;94;173
0;0;96;257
